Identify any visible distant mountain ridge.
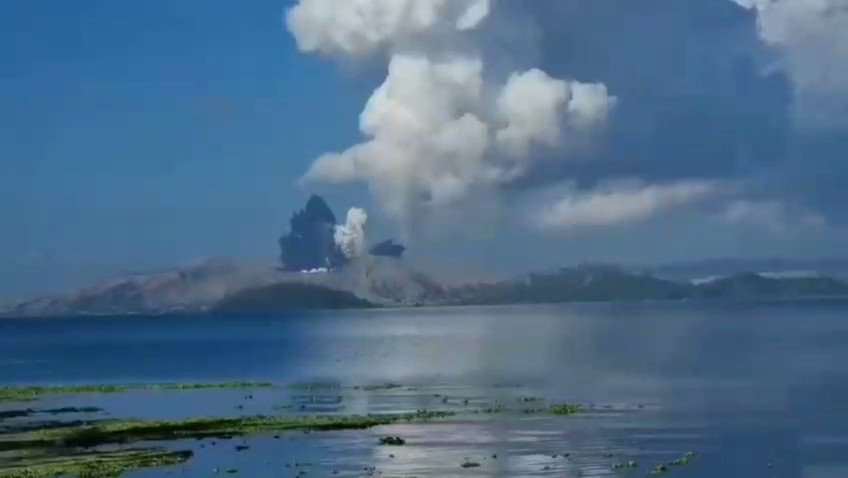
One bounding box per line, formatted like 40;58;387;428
4;261;848;318
643;258;848;281
5;193;848;318
448;265;848;306
0;255;449;318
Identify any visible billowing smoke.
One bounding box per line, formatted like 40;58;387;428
733;0;848;129
287;0;843;238
334;207;369;259
287;0;615;228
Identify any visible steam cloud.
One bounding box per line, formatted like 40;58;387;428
286;0;843;236
536;181;720;229
334;207;369;259
287;0;615;227
733;0;848;128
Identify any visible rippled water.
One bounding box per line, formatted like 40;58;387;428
2;301;848;477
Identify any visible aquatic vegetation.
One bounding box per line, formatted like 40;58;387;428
669;451;697;466
650;463;669;474
288;383;341;391
357;383;404;392
379;436;406;446
0;407;102;420
613;460;639;471
0;382;274;402
0;448;192;478
519;396;544;402
1;411;455;450
41;406;102;415
549;404;582;415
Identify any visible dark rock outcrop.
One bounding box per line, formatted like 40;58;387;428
369;240;406;259
279;195;346;271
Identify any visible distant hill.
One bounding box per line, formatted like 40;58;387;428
450;265;689;305
693;273;848;299
450;266;848;306
0;256;445;318
643;258;848;282
9;191;847;318
214;282;374;314
4;261;848;318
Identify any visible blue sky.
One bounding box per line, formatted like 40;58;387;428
0;1;375;297
3;0;848;300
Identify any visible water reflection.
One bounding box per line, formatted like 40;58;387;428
3;301;848;476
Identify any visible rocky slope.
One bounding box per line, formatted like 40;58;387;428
0;256;446;317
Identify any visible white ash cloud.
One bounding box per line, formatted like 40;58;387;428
288;0;615;228
286;0;492;56
334;207;369;259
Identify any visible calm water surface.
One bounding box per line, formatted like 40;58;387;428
2;301;847;477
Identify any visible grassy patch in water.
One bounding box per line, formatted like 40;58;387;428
356;383;404;392
0;448;192;478
549;404;582;416
1;411;455;450
0;382;274;402
0;407;102;421
287;383;342;391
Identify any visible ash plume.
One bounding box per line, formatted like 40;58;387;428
334;207;369;259
287;0;615;230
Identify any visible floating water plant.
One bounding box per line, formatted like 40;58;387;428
670;451;697;466
1;406;104;420
0;382;273;402
379;436;406;446
0;448;192;478
549;404;582;415
358;383;404;392
0;411;455;450
520;396;544;402
613;460;638;471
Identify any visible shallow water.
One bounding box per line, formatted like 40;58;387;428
2;301;848;477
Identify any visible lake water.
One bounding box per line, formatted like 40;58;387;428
2;301;848;477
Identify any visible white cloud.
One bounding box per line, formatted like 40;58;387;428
536;181;719;229
455;0;490;30
287;0;491;56
733;0;848;128
721;199;826;234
